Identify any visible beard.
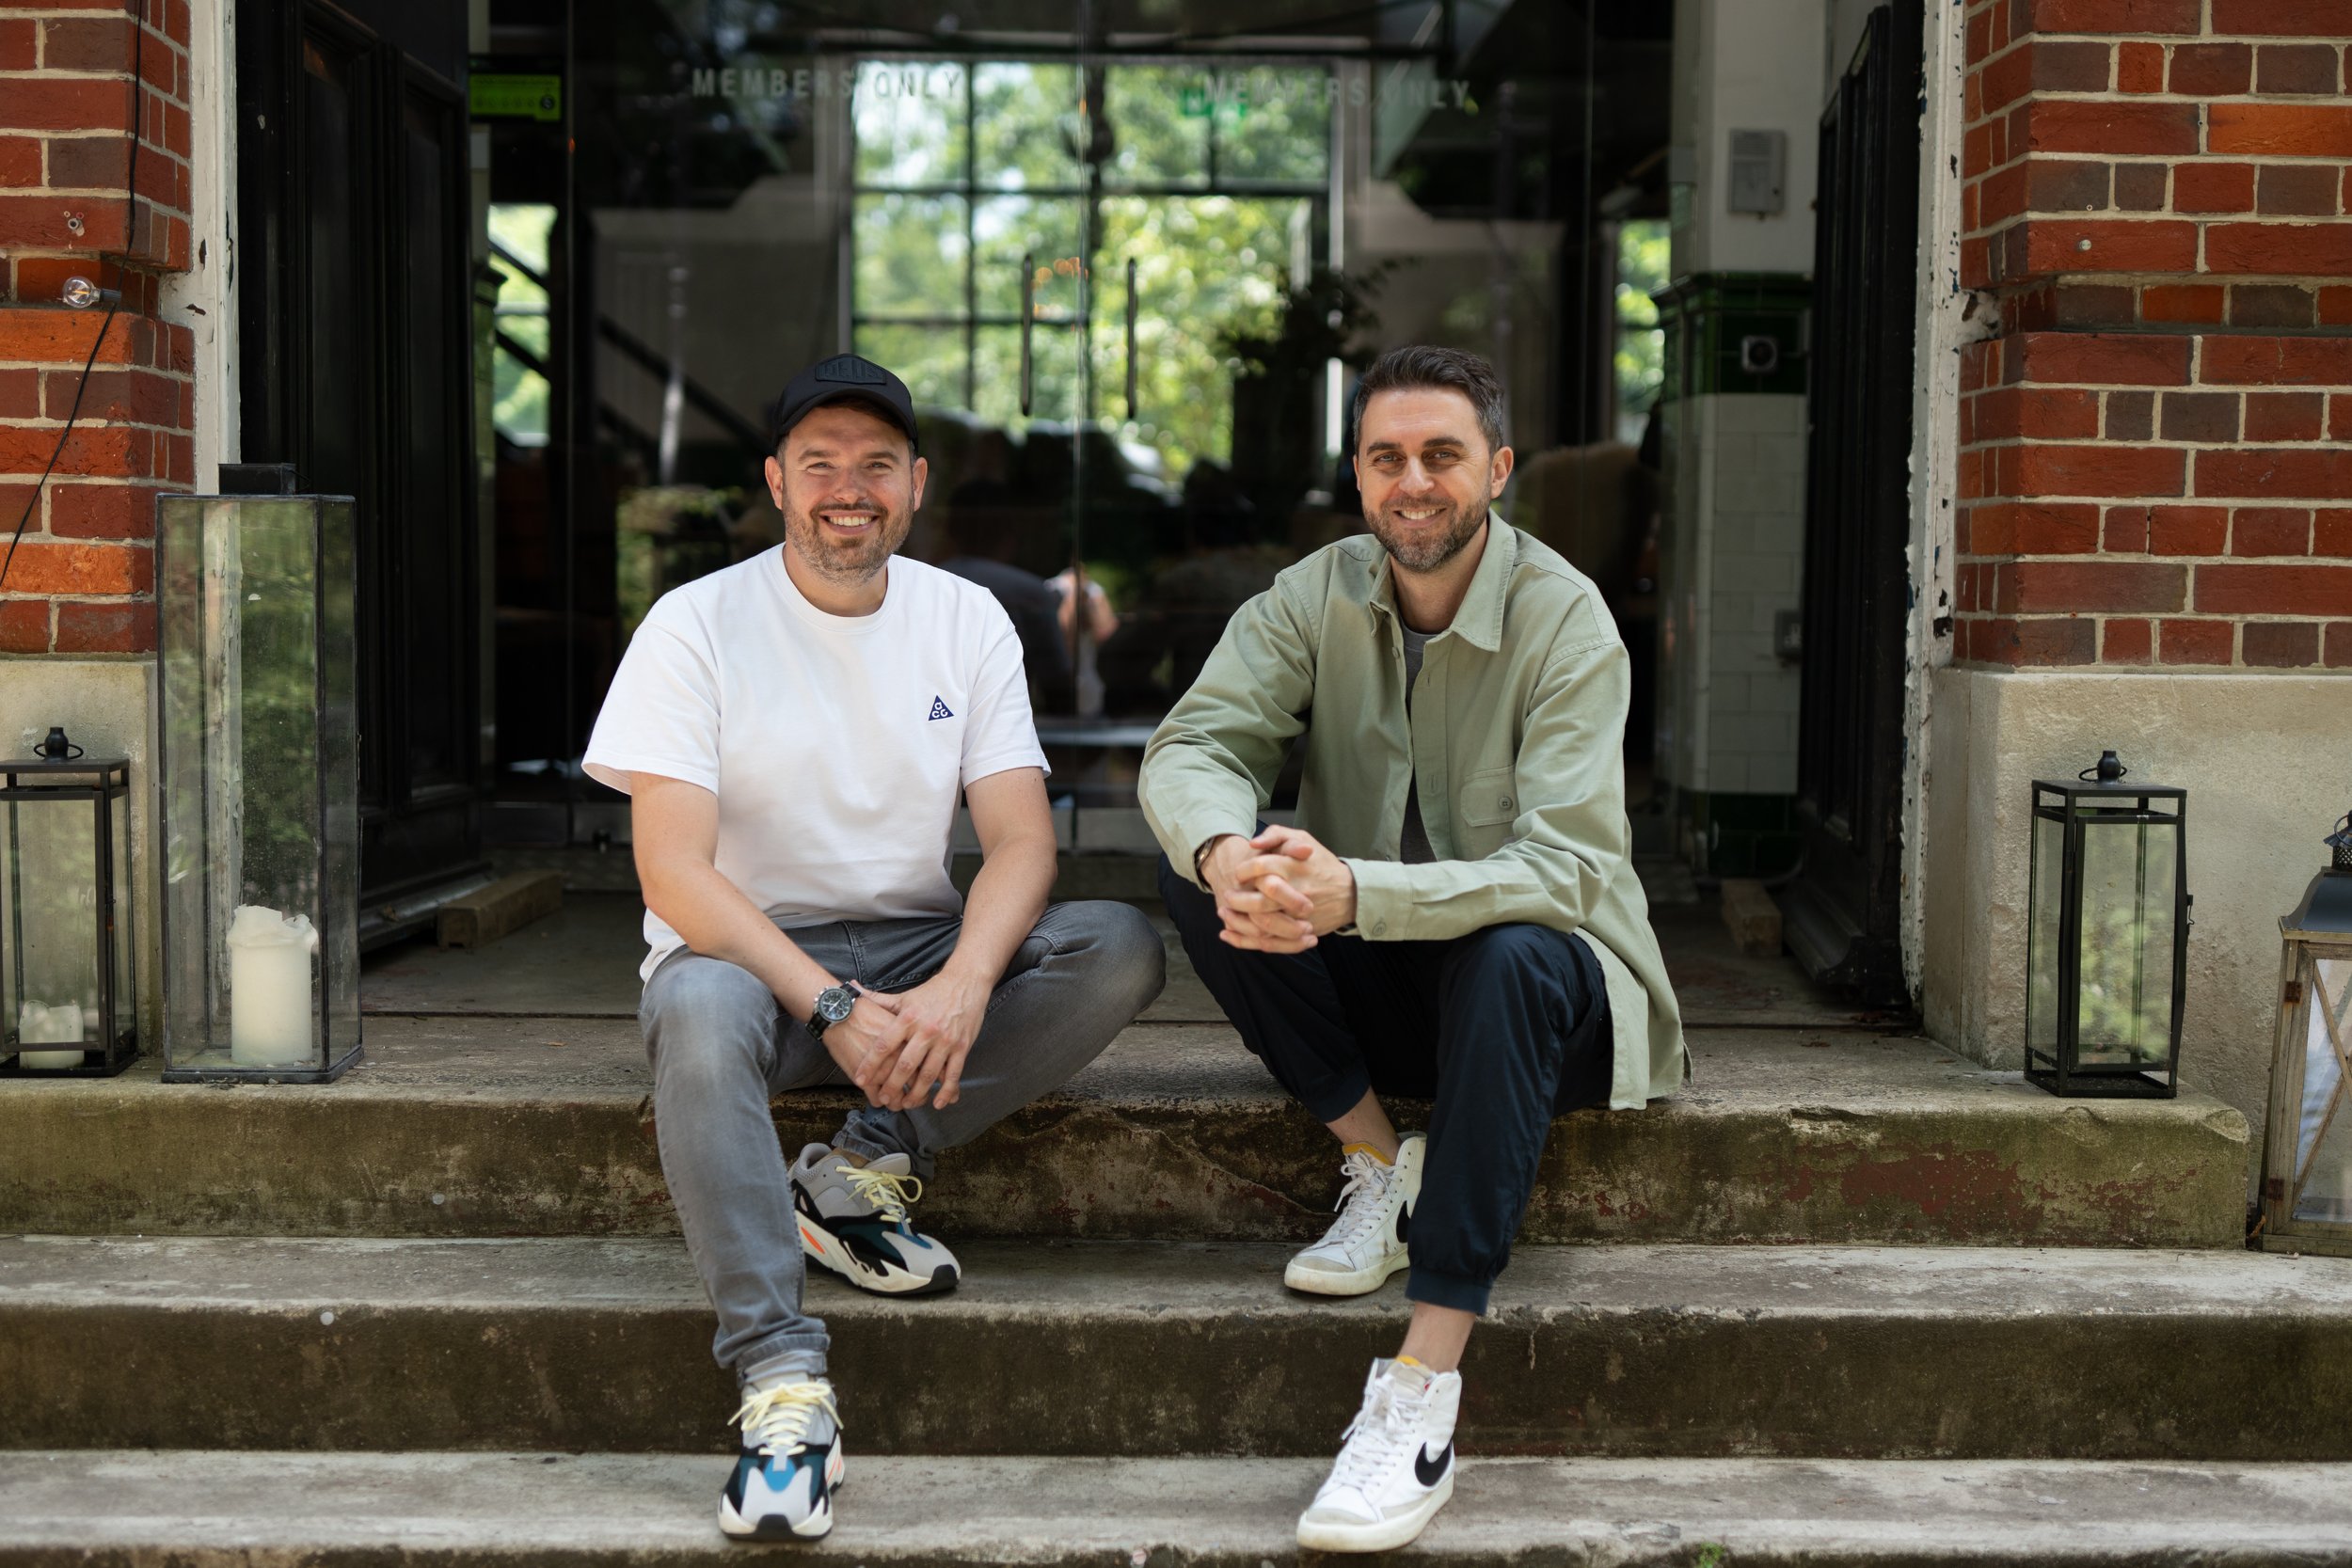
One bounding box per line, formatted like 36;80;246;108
782;497;911;586
1366;491;1486;573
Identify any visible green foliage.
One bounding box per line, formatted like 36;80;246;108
487;204;555;445
1615;219;1672;420
850;60;1332;478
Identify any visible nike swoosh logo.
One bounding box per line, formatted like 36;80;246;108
1414;1439;1453;1487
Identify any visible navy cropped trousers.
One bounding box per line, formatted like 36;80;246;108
1158;855;1613;1314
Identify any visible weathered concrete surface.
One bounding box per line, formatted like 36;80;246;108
0;1020;2249;1246
9;1451;2352;1567
358;894;1872;1030
5;1236;2348;1459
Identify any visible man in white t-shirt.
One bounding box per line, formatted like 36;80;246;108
583;354;1165;1543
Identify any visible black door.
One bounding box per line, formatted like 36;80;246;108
1781;0;1922;1009
236;0;485;922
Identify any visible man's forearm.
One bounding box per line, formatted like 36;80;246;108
642;856;836;1020
943;831;1056;986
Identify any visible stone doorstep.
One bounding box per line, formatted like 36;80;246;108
5;1236;2349;1460
7;1453;2352;1568
0;1019;2251;1248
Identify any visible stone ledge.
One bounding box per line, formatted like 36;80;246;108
9;1451;2352;1566
0;1018;2250;1247
2;1237;2346;1458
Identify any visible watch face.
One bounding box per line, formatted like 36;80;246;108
818;987;857;1024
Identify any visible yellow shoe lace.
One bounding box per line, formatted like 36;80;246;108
839;1164;923;1226
732;1379;838;1458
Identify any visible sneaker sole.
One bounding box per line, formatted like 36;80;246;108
798;1218;960;1297
717;1450;847;1541
1295;1467;1454;1553
1283;1245;1410;1297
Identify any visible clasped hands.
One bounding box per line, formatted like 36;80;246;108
817;968;990;1114
1200;824;1357;955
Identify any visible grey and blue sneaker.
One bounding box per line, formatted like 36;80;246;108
788;1144;961;1295
720;1375;843;1541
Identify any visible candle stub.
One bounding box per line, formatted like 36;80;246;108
228;904;320;1067
16;1000;86;1069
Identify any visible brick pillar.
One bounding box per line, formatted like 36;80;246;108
0;0;194;656
1955;0;2352;671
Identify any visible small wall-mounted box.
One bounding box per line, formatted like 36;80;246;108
1727;129;1787;215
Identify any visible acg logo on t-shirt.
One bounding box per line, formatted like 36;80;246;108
928;696;955;721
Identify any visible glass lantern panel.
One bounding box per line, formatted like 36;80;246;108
109;792;130;1041
3;795;102;1050
159;494;358;1073
2026;810;2064;1055
2293;949;2352;1226
2075;815;2178;1069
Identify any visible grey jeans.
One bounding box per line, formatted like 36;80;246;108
639;899;1165;1380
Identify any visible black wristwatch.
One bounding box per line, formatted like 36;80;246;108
806;981;859;1041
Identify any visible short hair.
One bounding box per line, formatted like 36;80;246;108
1350;345;1506;455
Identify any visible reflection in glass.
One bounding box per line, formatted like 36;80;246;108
855;193;971;319
2296;954;2352;1225
974;63;1079;190
853;60;969;188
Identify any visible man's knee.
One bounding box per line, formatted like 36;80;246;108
642;955;776;1085
1057;899;1168;1012
1444;925;1592;1027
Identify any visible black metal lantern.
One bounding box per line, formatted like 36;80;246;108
2025;750;2188;1098
0;727;136;1078
2257;810;2352;1257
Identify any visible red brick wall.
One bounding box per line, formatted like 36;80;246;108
0;0;194;656
1956;0;2352;669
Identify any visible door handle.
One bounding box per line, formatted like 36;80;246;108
1124;257;1138;421
1020;251;1035;418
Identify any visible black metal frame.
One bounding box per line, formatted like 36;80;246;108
1780;0;1922;1010
2024;776;2190;1100
236;0;486;919
0;757;137;1079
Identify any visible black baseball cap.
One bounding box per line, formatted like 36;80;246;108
769;353;920;453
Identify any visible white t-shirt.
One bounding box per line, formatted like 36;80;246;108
583;548;1049;979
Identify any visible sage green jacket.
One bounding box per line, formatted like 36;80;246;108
1138;515;1688;1109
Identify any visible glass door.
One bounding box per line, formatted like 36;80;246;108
475;2;1644;832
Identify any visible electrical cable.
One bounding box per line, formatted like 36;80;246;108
0;0;147;594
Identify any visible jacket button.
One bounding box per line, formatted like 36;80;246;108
1500;796;1512;809
1374;921;1388;936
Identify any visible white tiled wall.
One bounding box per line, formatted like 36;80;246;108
1661;391;1808;799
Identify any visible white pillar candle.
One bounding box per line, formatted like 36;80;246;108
16;1001;85;1069
228;904;320;1067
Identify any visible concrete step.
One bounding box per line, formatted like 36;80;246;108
6;1235;2346;1459
9;1450;2352;1566
0;1016;2249;1247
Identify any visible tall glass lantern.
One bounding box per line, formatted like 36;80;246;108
2025;750;2189;1098
0;728;136;1077
156;492;361;1083
2258;810;2352;1257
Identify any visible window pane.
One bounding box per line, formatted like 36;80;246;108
974;196;1084;320
974;320;1082;433
855;322;970;413
1212;67;1330;185
853;60;967;187
975;62;1079;191
1104;67;1207;190
1096;195;1306;477
855;193;969;319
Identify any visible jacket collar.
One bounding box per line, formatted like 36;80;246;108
1366;510;1515;653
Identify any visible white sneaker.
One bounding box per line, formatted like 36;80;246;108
1283;1133;1422;1296
789;1144;961;1295
1297;1357;1462;1552
719;1375;845;1540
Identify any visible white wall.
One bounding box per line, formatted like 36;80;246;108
1673;0;1829;279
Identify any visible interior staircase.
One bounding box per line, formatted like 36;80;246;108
6;886;2350;1564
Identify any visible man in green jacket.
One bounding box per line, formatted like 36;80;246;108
1140;344;1687;1553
